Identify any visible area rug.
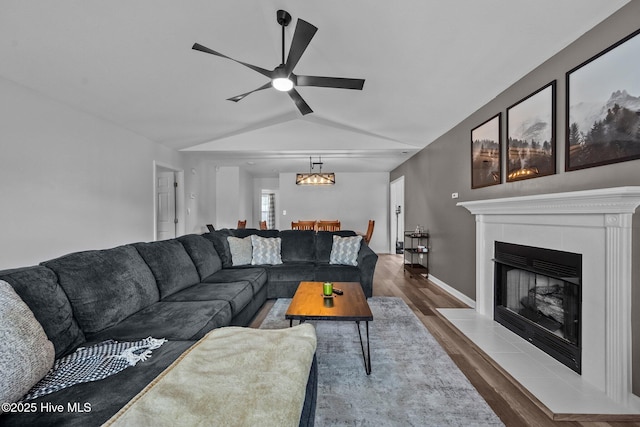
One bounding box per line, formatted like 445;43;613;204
260;297;504;426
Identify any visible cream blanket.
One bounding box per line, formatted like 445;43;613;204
104;324;317;427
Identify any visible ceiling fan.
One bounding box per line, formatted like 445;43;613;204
192;10;365;115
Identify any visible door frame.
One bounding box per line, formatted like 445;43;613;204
153;161;185;240
389;176;405;254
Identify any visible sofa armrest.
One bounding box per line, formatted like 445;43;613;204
357;243;377;298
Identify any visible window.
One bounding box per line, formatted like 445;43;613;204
261;192;275;229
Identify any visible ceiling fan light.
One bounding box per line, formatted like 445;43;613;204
272;77;294;92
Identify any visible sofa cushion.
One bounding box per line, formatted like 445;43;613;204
232;228;280;239
86;301;232;343
43;245;160;335
329;235;363;266
0;280;55;406
227;236;253;266
177;234;222;279
134;240;200;298
315;231;357;263
280;230;316;262
0;266;85;358
202;229;233;268
314;264;361;283
268;263;315;283
251;235;283;265
203;267;268;295
164;281;254;317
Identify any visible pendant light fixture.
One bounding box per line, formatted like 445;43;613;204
296;156;335;185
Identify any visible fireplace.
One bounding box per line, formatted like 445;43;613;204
457;187;640;409
493;241;581;373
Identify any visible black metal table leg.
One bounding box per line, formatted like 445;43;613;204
288;319;305;327
356;321;372;375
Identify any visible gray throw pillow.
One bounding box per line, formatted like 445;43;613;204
0;280;55;407
251;235;283;265
329;235;362;266
227;236;253;266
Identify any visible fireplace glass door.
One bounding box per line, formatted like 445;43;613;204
498;266;579;345
494;241;581;373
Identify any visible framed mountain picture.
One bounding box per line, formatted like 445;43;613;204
566;28;640;171
507;81;556;181
471;113;501;189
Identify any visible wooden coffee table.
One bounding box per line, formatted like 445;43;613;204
285;281;373;374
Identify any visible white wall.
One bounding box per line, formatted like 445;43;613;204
278;172;389;253
182;155;217;235
212;166;254;229
238;168;253;227
214;166;240;229
0;77;184;269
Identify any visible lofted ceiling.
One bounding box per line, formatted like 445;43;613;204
0;1;630;176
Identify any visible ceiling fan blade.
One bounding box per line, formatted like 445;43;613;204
226;82;272;102
288;89;313;115
284;19;317;75
192;43;273;78
294;75;365;90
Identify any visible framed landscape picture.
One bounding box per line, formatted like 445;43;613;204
566;28;640;171
471;113;501;189
506;81;556;182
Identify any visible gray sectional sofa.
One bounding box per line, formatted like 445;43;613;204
0;228;377;426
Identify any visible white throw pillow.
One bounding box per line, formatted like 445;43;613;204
227;236;253;266
0;280;55;407
251;235;283;265
329;235;362;266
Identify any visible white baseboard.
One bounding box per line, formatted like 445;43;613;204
426;274;476;309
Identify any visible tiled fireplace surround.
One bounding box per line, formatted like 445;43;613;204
441;187;640;417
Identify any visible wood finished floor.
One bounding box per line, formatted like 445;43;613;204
251;254;640;427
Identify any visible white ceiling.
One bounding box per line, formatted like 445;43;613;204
0;1;630;176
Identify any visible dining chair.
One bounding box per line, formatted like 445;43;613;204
237;220;247;229
259;220;267;230
363;220;375;244
206;224;215;232
316;220;341;231
291;220;317;231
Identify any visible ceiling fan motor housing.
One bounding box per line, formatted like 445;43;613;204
276;10;292;27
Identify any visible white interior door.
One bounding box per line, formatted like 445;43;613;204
156;171;176;240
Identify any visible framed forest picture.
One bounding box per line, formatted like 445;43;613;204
506;81;556;182
471;113;501;189
566;28;640;171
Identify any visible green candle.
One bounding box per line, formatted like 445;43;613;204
323;282;333;296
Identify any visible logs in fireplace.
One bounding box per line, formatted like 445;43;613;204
494;241;582;373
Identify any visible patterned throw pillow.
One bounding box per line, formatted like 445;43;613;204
329;235;362;266
251;235;283;265
227;236;253;266
0;280;55;407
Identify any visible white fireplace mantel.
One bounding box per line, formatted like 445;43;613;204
458;186;640;408
458;186;640;215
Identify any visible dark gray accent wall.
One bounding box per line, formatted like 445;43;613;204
391;2;640;394
634;216;640;395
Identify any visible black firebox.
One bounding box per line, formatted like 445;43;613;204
493;241;582;373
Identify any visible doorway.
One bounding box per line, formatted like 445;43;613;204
390;176;405;254
154;162;185;241
156;170;176;240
